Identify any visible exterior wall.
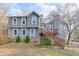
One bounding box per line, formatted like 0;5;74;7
8;28;39;39
27;13;39;28
44;20;60;31
45;23;53;31
27;28;39;39
8;28;23;38
8;17;27;28
54;20;60;30
54;21;66;39
56;23;68;40
8;12;40;39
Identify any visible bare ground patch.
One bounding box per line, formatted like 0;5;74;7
0;42;79;56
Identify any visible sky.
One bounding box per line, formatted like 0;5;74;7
5;3;64;17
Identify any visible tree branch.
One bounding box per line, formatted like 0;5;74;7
70;23;79;34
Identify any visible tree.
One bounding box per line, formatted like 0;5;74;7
0;4;10;44
24;35;30;43
59;4;79;44
16;35;21;43
71;28;79;42
0;4;9;23
47;3;79;44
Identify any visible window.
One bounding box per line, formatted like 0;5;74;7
31;16;37;24
12;18;17;25
31;30;34;34
47;26;50;29
13;29;18;36
21;18;26;25
30;29;35;37
21;29;26;36
23;30;25;35
46;25;51;29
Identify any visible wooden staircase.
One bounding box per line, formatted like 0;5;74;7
39;29;65;49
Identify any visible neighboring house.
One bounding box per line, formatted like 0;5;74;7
8;11;40;39
44;20;54;31
45;20;60;31
41;18;60;32
40;18;67;40
58;23;68;40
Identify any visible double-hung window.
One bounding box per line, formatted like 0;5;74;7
21;18;26;25
13;29;18;36
30;29;35;37
12;18;17;25
21;29;26;36
31;16;37;24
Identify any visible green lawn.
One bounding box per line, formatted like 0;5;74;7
0;42;79;56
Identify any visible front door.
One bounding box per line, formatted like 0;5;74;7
30;29;35;38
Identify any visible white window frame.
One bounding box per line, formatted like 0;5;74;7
13;29;18;36
30;29;35;37
21;29;27;36
31;16;37;24
21;18;26;25
12;18;17;25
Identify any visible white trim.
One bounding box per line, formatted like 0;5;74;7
12;18;17;25
30;29;35;37
13;29;18;36
21;18;26;25
59;24;62;33
21;29;27;36
31;16;37;24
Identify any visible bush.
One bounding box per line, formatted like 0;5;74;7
40;36;52;46
24;35;30;43
16;35;21;43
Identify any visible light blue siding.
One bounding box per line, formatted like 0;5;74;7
8;12;40;39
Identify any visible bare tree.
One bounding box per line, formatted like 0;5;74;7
47;3;79;44
0;3;10;43
59;4;79;44
0;3;9;24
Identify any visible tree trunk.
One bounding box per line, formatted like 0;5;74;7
67;33;71;45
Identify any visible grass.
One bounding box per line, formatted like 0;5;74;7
0;42;79;56
48;49;78;56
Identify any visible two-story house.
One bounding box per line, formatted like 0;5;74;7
8;11;68;40
8;12;40;39
40;17;67;40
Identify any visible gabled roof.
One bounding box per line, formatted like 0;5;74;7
28;11;39;17
41;16;61;25
8;11;40;18
41;18;53;24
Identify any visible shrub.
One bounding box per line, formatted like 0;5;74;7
24;35;30;43
16;35;21;43
40;36;52;46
